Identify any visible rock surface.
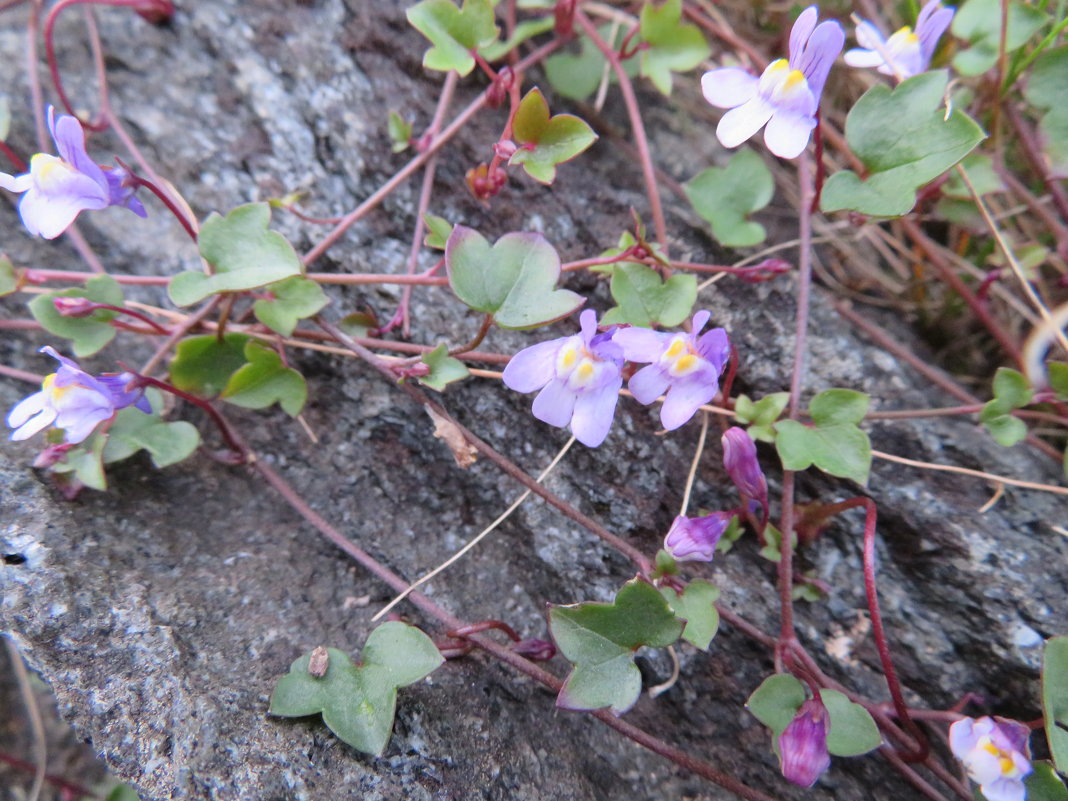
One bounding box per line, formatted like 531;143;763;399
1;2;1066;800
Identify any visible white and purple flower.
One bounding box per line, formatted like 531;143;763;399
0;107;146;239
7;347;150;444
779;698;832;787
613;310;730;431
502;309;624;447
948;716;1032;801
844;0;955;80
701;6;844;159
663;512;731;562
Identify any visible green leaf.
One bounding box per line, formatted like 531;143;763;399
406;0;498;77
1024;47;1068;177
685;150;774;247
941;154;1005;198
774;389;872;484
221;341;307;417
445;225;584;329
418;343;470;391
716;514;744;554
993;367;1033;408
423;213;453;250
0;255;17;296
545;30;608;102
821;71;986;217
747;674;806;737
1048;362;1068;400
269;622;444;755
952;0;1048;76
638;0;711;96
734;392;790;443
168;333;251;397
509;87;598;184
28;275;123;357
1026;763;1068;801
169;203;303;307
1043;636;1068;772
757;523;795;563
479;15;555;61
550;578;683;715
338;311;376;338
979;367;1032;447
52;434;108;491
661;579;720;651
652;548;679;578
387;111;412;153
102;388;200;468
820;689;881;756
253;275;329;337
600;263;696;328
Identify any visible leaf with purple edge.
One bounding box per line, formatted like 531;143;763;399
445;225;584;329
509;88;598;184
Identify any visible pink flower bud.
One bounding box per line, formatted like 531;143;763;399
663;512;731;562
493;140;518;160
53;297;99;317
512;638;557;661
779;698;831;787
722;427;767;505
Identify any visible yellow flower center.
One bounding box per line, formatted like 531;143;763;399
557;342;602;389
980;738;1021;777
30;154;76;192
661;335;706;378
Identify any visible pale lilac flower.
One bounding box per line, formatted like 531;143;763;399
949;716;1032;801
7;346;150;444
701;6;844;159
613;310;730;431
844;0;955;79
779;698;832;787
663;512;731;562
722;427;768;506
502;309;623;447
0;107;146;239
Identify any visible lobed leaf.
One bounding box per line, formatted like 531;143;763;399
1024;47;1068;177
775;390;872;485
52;434;108;492
661;579;720;651
253;275;329;337
387;111;412;154
28;275;123;357
600;263;696;328
102;388;200;468
423;213;453;250
685;150;774;247
418;343;470;391
638;0;710;96
406;0;498;77
747;674;806;736
168;333;251;397
509;88;598;184
820;689;881;756
952;0;1048;76
220;341;307;417
734;392;790;443
979;367;1032;447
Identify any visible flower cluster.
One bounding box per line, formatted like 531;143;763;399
949;716;1032;801
0;107;146;239
502;309;729;447
6;347;150;445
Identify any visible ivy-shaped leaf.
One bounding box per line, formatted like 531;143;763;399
423;213;453;250
748;675;881;757
774;389;872;485
509;88;598;184
821;71;985;217
661;579;720;651
269;622;444;756
169;203;303;307
1043;636;1068;773
221;341;307;417
685;150;774;247
550;578;683;715
544;25;636;102
406;0;498;77
979;367;1033;447
638;0;711;96
941;154;1005;199
418;343;470;391
102;388;200;468
387;111;412;154
169;333;251;397
1023;47;1068;178
28;275;123;357
590;230;667;274
253;275;329;337
600;263;696;328
479;16;555;62
445;225;585;329
734;392;790;443
952;0;1048;77
51;434;108;491
0;255;15;296
1026;763;1068;801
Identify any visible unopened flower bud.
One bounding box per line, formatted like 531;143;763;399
740;258;791;283
663;512;731;562
512;638;557;661
493;140;518;160
779;698;831;787
554;0;576;36
722;427;767;505
33;442;74;469
53;297;98;317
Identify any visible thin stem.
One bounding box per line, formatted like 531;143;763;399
872;449;1068;496
449;314;493;357
4;638;46;801
679;410;709;517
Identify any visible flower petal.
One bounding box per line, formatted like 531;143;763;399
570;378;621;447
50;110;108;189
764;109;816;159
716;97;775;149
691;309;711;334
503;339;563;393
627;365;670;405
7;390;50;429
918;4;954;64
799;21;845;102
701;68;758;109
696;327;730;372
531;379;577;429
660;378;716;430
843;48;886;68
612;327;668;364
0;172;34;193
789;7;819;65
9;407;58;441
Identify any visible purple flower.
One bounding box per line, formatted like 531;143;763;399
779;698;832;787
722;426;768;506
844;0;954;79
701;6;844;159
948;716;1032;801
663;512;731;562
6;346;150;444
0;107;146;239
613;310;730;431
502;309;623;447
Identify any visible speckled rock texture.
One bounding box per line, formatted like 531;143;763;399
1;2;1065;800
